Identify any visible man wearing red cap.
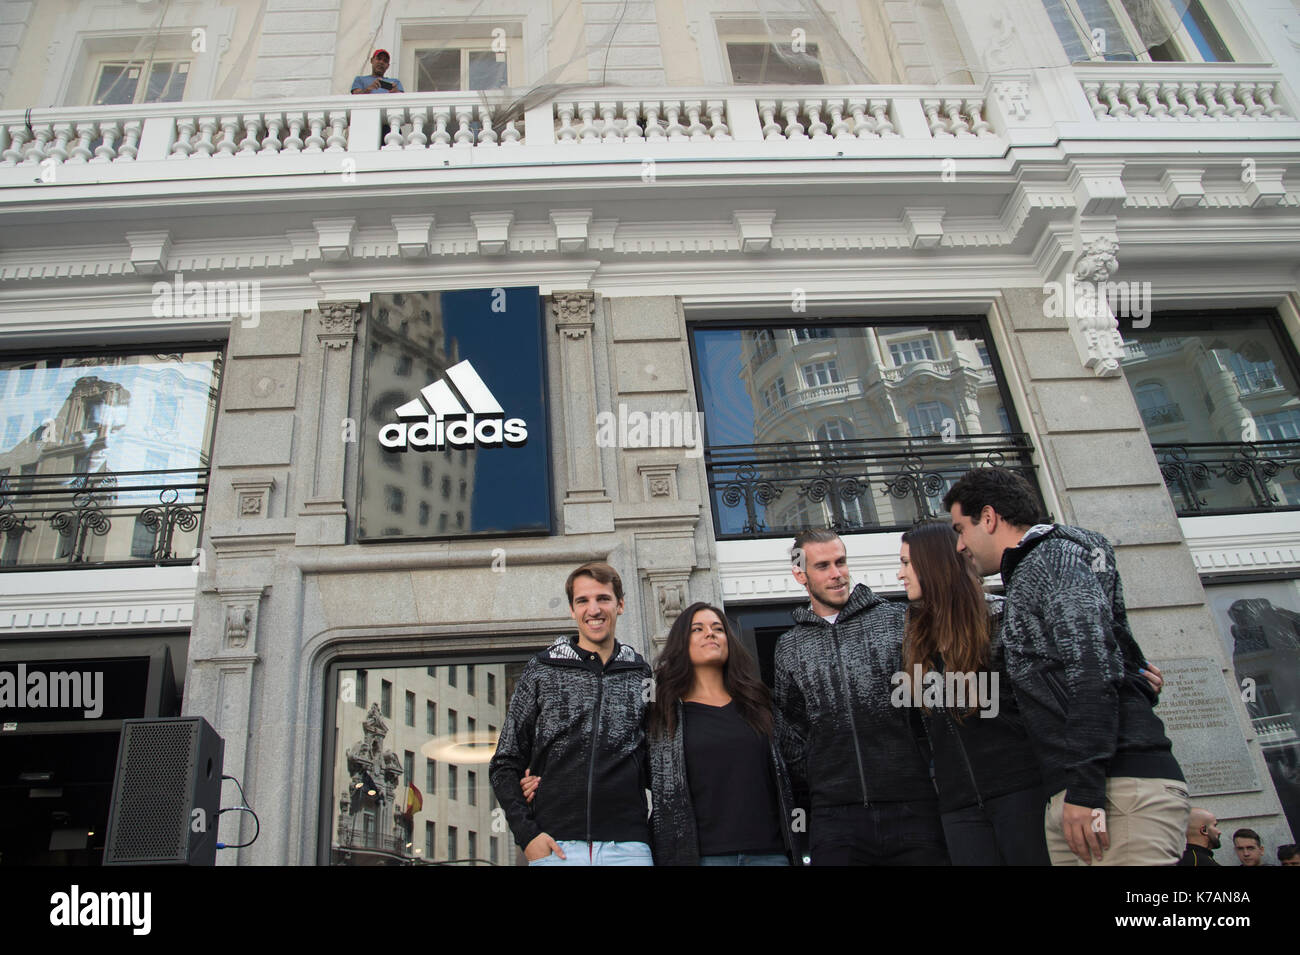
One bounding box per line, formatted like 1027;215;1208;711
351;49;404;93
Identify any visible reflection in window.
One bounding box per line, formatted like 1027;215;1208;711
801;361;841;388
331;660;524;865
726;41;823;84
908;401;956;437
889;338;937;366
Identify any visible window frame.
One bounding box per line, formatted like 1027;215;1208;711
1046;0;1233;63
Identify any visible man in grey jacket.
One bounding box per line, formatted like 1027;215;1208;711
944;466;1188;866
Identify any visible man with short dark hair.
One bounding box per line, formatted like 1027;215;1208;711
943;466;1188;866
489;561;653;865
1177;807;1222;866
351;49;404;93
1278;843;1299;865
773;529;948;865
1233;828;1265;866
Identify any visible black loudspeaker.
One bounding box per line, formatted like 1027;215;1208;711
103;717;225;866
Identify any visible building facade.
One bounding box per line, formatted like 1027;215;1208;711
2;0;1299;866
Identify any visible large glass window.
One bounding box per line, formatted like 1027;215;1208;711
330;659;526;865
691;320;1033;537
1121;311;1300;514
726;41;824;84
0;348;220;569
92;60;189;106
1043;0;1231;62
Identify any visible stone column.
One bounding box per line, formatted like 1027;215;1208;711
552;291;614;533
297;301;360;545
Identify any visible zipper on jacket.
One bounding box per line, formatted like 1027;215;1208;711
946;710;985;811
585;668;604;845
831;623;871;807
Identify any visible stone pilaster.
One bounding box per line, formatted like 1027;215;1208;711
297;301;360;545
552;291;614;533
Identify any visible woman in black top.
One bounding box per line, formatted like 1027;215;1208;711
521;601;801;865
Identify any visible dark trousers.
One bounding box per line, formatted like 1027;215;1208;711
810;801;950;866
940;785;1051;866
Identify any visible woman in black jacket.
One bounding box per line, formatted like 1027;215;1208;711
897;520;1050;865
522;601;803;865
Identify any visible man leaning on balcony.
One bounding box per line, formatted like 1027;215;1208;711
351;49;404;94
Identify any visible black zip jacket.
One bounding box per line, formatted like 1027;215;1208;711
774;583;935;808
914;596;1044;814
488;635;652;850
999;524;1184;810
647;699;807;866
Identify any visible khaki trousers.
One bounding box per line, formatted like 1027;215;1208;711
1045;777;1189;866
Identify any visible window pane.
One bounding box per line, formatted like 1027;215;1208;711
726;42;823;84
145;61;188;103
331;660;524;865
467;50;507;90
416;49;461;91
93;64;139;106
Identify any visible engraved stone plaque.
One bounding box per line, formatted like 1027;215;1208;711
1155;656;1260;797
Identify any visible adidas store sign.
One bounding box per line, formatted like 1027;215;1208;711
379;360;528;451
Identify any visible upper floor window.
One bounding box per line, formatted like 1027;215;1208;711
415;48;507;91
793;328;832;342
1043;0;1232;63
889;337;937;366
726;41;823;84
801;361;841;388
92;60;188;106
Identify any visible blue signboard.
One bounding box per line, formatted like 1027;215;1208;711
357;288;551;541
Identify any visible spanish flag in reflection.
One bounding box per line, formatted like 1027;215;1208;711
403;782;423;819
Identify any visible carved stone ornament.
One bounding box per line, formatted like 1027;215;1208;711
994;80;1031;121
1073;236;1119;283
551;290;595;325
317;301;362;345
1068;236;1125;377
225;605;252;648
658;583;686;622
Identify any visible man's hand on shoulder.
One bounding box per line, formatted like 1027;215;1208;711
524;832;564;862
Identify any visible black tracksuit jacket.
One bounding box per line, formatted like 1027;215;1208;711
488;635;652;850
774;583;936;808
999;524;1184;809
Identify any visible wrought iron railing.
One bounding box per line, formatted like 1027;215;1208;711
705;433;1037;539
1155;441;1300;515
0;468;207;570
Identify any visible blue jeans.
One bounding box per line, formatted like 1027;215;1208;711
700;852;789;866
527;840;653;866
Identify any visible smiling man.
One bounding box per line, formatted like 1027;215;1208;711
774;529;949;865
489;561;654;866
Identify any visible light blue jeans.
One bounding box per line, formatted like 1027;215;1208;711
528;840;653;866
700;852;790;866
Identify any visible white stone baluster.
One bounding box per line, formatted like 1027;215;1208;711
1101;83;1127;118
827;100;850;138
623;102;644;140
923;99;949;136
2;126;29;165
1200;83;1225;119
780;100;805;140
847;100;875;138
91;121;120;162
1139;82;1165;119
115;119;141;161
477;105;498;145
430;107;452;147
238;113;263;155
1160;83;1186;118
21;124;50;164
1120;83;1146;118
170;117;196;157
556;103;577;142
1179;83;1206;118
944;98;972;135
805;100;828;138
869;99;896;137
643;103;664;139
214;115;240;157
1217;82;1244;119
965;99;992;136
260;113;284;153
46;123;72;163
70;122;96;162
326;111;348;151
757;100;781;139
193;116;218;156
1237;83;1262;119
664;102;686;140
282;113;305;152
405;106;428;148
705;99;730;141
502;115;522;145
382;107;406;148
685;101;708;139
453;106;475;146
577;101;598;141
599;102;621;142
304;112;326;152
1256;83;1284;118
1083;82;1107;119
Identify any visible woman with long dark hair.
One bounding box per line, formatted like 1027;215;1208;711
522;601;801;865
897;520;1050;865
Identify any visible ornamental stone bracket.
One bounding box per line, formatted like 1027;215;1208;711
215;584;269;654
231;475;276;519
1065;233;1126;378
648;573;691;658
125;230;172;275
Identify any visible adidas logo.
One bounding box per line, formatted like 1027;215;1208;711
378;359;528;451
